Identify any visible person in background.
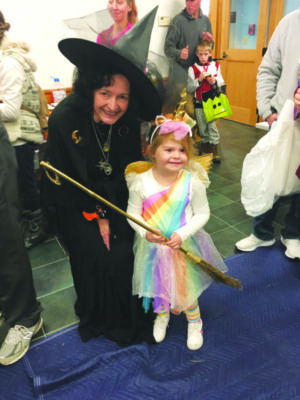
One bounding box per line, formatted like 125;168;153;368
0;11;47;249
42;38;161;346
164;0;213;71
125;117;227;350
187;40;225;163
235;9;300;259
96;0;138;48
295;87;300;114
0;119;43;366
162;0;213;120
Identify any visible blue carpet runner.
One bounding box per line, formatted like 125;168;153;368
1;240;300;400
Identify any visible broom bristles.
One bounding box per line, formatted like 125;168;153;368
184;251;242;289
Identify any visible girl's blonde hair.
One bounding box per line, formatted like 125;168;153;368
149;130;196;161
127;0;138;25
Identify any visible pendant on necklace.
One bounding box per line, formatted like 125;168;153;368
96;161;112;175
103;142;110;152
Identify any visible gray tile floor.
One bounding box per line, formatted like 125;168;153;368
29;119;290;341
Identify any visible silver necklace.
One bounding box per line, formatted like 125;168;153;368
91;118;113;175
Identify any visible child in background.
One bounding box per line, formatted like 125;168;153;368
125;117;227;350
187;40;225;163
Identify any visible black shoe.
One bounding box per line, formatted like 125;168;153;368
212;144;221;163
21;209;47;249
212;156;221;164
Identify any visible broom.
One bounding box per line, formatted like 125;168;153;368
41;161;242;289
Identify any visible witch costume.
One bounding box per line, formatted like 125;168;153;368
42;14;162;345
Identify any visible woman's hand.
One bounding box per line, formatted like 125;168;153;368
166;232;182;250
97;218;110;251
145;228;166;244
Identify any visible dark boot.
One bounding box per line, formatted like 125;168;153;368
200;142;211;154
196;141;205;155
194;130;202;155
212;144;221;164
21;209;47;249
205;143;214;155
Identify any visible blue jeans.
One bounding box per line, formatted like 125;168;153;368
253;193;300;240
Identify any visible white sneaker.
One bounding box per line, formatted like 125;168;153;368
281;237;300;259
187;321;203;351
0;317;43;366
235;234;275;252
153;314;170;343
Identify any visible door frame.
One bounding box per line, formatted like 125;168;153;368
209;0;285;58
268;1;285;41
209;0;285;125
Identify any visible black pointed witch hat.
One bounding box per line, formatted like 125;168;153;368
58;7;161;121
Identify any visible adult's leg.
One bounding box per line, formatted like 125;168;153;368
253;198;281;240
14;142;40;211
236;196;281;252
281;193;300;239
14;142;47;248
56;206;154;345
0;124;42;332
280;194;300;259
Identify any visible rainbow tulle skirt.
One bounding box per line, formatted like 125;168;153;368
132;229;228;314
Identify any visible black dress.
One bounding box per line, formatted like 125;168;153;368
42;95;155;345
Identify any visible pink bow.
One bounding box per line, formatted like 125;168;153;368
160;120;191;140
150;115;192;143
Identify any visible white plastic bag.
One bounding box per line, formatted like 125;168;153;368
241;99;300;217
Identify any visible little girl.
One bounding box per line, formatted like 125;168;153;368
125;117;227;350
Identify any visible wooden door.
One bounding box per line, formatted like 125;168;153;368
209;0;270;125
267;0;299;40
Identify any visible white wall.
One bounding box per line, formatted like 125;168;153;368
1;0;209;89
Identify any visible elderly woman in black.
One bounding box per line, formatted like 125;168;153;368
42;38;161;345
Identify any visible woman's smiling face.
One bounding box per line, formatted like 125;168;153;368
108;0;132;24
93;74;130;125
